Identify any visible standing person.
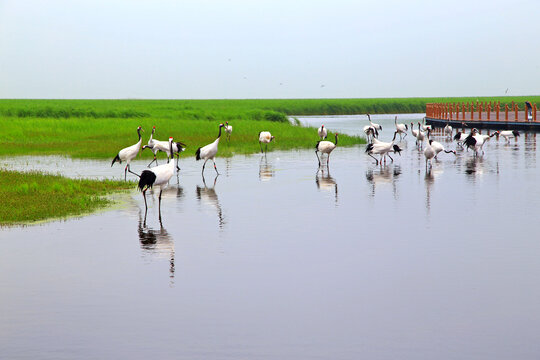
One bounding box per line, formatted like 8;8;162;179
525;101;533;121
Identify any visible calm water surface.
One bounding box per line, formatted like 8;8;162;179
2;114;540;359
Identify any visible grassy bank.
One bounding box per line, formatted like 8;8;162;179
0;170;133;225
0;117;361;159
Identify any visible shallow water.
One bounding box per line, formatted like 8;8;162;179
2;114;540;359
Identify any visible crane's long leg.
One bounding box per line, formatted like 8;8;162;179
142;188;148;217
127;164;140;178
315;150;321;166
176;154;181;171
212;159;219;175
260;141;263;153
265;144;268;154
158;189;163;221
124;166;127;181
147;157;157;167
368;153;379;165
327;153;330;166
202;158;209;175
387;153;394;162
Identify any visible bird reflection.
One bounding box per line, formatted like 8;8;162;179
316;169;338;204
424;169;435;216
365;164;401;198
138;212;175;286
259;156;275;181
196;175;225;229
463;157;485;181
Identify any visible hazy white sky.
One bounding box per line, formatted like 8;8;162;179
0;0;538;99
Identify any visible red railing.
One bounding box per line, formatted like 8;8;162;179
426;101;537;122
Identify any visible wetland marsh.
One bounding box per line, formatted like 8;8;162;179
2;113;540;359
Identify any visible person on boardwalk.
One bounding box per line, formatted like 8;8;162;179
525;101;533;121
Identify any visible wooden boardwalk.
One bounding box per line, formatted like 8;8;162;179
426;101;540;131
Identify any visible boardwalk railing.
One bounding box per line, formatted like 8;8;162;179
426;101;537;123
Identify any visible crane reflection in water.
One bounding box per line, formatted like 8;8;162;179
315;168;338;204
138;210;176;286
365;164;401;199
196;175;225;229
259;156;275;182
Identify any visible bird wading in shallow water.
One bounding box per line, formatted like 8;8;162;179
196;123;225;176
315;133;338;167
111;126;143;181
394;116;408;140
497;130;520;143
138;137;176;221
258;131;275;154
365;131;401;165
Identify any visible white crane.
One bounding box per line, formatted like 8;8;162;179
258;131;275;154
367;113;382;132
151;139;186;171
315;133;338;167
423;140;436;169
394;116;408;140
196;123;225;176
142;126;186;169
463;129;498;156
453;122;469;146
224;121;233;141
363;125;379;143
318;124;328;140
138;137;176;220
416;123;427;148
142;126;161;167
410;122;419;140
497;130;520;143
428;139;456;159
444;122;453;138
111;126;144;181
420;117;432;132
365;131;401;165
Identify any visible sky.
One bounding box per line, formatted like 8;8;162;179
0;0;538;99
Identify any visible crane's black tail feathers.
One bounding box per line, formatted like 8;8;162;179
315;141;321;150
138;170;156;191
111;154;121;167
365;143;374;153
513;130;520;137
463;134;476;148
453;133;461;141
176;142;187;152
195;147;202;160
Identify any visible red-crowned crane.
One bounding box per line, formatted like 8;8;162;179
318;124;328;140
394;116;408;140
315;133;338;167
258;131;275;154
367;113;382;132
138;137;176;220
365;131;401;165
196;123;225;175
428;139;456;159
224;121;233;141
111;126;143;181
497;130;520;143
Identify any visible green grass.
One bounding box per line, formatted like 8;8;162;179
0;117;363;159
0;170;134;225
0;97;538;119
